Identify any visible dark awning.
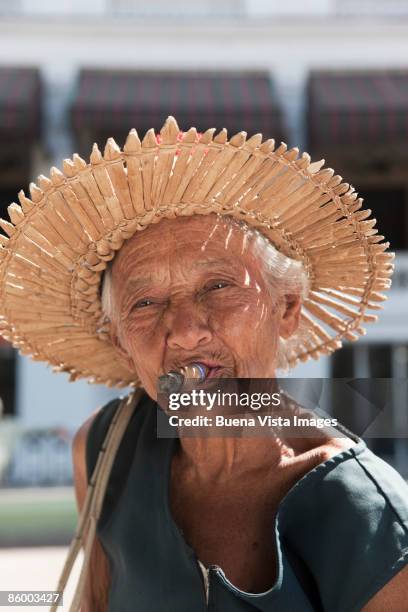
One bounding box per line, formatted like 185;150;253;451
0;67;42;139
71;69;285;151
307;70;408;156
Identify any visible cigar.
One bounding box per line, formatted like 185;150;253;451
158;363;209;394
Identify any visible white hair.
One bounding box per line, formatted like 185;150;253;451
249;226;310;370
100;216;310;370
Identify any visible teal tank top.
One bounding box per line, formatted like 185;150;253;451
85;393;408;612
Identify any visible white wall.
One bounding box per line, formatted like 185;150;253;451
16;357;124;428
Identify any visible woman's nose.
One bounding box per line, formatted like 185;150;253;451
164;303;212;351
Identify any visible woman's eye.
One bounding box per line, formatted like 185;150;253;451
133;299;154;309
208;282;229;291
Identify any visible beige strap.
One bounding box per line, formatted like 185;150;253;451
49;389;143;612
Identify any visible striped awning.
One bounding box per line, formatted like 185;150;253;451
0;67;42;138
307;70;408;155
71;70;285;149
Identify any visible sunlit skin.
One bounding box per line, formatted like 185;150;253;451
110;214;300;401
108;213;354;471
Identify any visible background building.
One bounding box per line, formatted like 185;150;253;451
0;0;407;476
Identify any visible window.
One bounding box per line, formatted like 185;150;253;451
0;189;18;224
358;187;408;251
0;188;18;418
0;344;16;417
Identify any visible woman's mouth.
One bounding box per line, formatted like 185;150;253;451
165;361;231;381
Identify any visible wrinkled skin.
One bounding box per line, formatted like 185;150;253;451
109;214;301;400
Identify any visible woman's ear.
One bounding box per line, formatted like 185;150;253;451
110;322;134;372
279;294;302;339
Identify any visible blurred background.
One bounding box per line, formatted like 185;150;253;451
0;0;407;604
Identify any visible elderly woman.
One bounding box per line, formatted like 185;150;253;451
0;117;406;612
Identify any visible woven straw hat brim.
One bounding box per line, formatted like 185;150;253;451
0;117;394;388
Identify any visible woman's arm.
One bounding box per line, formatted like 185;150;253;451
72;413;111;612
362;564;408;611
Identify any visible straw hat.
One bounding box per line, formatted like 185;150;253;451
0;116;394;388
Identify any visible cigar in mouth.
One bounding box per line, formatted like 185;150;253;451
158;363;209;394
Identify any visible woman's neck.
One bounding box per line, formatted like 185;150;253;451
177;434;296;483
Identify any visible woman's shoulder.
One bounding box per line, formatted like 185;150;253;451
84;395;124;483
334;441;408;525
309;438;408;518
281;441;408;612
284;436;408;521
84;391;153;483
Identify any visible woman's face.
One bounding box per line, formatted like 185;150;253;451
110;215;301;399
